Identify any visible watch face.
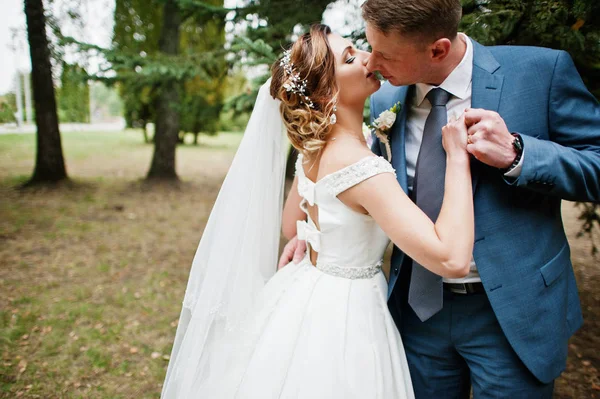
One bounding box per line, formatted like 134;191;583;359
513;136;523;152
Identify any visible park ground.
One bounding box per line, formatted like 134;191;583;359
0;130;598;398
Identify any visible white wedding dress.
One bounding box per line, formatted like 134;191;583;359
167;153;414;398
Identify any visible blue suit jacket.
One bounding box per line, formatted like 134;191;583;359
370;39;600;384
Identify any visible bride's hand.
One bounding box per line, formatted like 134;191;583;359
442;114;469;160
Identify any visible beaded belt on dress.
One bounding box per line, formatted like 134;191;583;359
315;260;383;279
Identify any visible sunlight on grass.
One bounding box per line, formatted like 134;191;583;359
0;129;243;182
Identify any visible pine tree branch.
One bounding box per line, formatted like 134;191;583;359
176;0;259;22
61;35;228;85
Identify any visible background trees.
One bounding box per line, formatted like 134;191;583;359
460;0;600;97
10;0;600;243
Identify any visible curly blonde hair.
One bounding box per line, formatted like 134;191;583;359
270;24;338;162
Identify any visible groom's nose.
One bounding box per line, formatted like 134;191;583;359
362;54;370;67
366;55;378;73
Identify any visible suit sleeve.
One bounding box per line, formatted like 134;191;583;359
509;51;600;202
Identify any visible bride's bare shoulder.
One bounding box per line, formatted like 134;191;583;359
318;141;376;178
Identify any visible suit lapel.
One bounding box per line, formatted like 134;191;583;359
385;87;410;299
470;39;504;195
387;85;412;194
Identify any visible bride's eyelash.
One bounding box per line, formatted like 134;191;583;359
345;56;356;64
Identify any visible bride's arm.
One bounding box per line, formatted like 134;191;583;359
351;158;472;278
340;118;474;278
282;176;306;240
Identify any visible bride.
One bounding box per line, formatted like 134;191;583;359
161;24;473;398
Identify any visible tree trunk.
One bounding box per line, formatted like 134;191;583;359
147;0;181;180
142;122;150;143
24;0;68;184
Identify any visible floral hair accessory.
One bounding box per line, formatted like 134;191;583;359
280;49;315;109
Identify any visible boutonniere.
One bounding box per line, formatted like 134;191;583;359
367;102;402;162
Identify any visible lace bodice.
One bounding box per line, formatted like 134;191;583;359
295;154;396;279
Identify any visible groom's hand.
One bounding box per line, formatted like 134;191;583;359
464;108;517;169
278;236;307;270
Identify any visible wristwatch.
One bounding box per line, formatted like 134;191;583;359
502;133;524;174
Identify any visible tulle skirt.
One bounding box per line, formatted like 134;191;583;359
166;257;414;399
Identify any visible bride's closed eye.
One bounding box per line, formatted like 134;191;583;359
345;56;356;64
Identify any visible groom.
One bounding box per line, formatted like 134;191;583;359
280;0;600;396
362;0;600;397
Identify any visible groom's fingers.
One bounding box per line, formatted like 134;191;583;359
278;240;296;269
293;240;307;263
467;121;490;138
277;237;308;269
277;252;290;270
463;108;489;126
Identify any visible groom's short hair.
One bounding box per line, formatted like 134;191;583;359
362;0;462;42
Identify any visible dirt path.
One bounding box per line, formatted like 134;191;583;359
555;202;600;398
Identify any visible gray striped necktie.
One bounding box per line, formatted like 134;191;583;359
409;87;451;322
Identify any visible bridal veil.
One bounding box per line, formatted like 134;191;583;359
161;79;287;397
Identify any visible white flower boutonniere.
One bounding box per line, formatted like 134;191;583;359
368;102;402;162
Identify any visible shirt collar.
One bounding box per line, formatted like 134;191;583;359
414;33;473;106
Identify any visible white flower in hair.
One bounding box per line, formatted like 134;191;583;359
279;49;314;109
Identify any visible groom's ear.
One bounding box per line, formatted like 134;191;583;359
429;38;452;62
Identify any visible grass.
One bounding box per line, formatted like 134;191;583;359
0;129;242;398
0;130;242;183
0;129;599;398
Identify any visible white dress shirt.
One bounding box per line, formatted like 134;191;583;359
404;33;523;284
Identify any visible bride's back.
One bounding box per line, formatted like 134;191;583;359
295;140;395;275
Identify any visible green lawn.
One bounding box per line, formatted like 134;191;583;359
0;129;598;398
0;130;242;398
0;130;243;185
